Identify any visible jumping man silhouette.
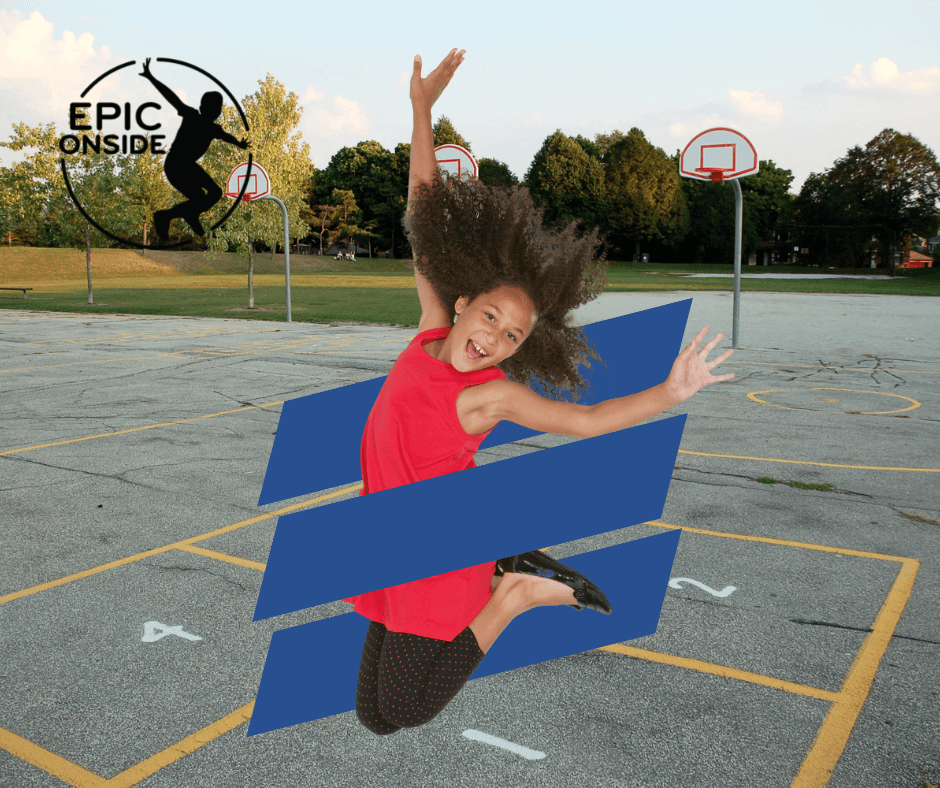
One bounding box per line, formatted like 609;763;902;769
139;58;249;241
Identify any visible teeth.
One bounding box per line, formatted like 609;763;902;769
472;341;486;357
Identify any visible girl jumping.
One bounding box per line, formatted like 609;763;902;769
343;48;735;736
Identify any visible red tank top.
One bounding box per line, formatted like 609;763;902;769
342;326;507;640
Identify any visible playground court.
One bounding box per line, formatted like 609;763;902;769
0;290;937;788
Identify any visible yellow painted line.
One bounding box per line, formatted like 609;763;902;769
677;449;940;473
27;326;281;346
726;360;939;375
0;400;285;457
0;354;179;374
747;388;921;415
104;702;254;788
0;482;362;606
175;544;266;572
599;644;840;702
2;338;378;374
791;558;919;788
645;520;909;563
0;724;105;788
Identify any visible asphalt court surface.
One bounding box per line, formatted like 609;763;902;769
1;290;938;788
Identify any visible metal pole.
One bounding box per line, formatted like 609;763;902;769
259;194;292;323
731;178;743;348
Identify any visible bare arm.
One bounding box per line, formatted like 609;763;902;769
139;58;186;115
408;50;465;332
469;328;735;438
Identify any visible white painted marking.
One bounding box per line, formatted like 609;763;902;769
669;578;737;598
141;621;203;642
462;729;546;760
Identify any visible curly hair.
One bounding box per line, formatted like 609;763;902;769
403;176;608;400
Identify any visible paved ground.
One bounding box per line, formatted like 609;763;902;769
1;290;937;788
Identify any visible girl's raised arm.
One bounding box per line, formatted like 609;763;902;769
408;49;465;332
467;328;735;438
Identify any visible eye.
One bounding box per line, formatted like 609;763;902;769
507;332;516;342
485;312;495;321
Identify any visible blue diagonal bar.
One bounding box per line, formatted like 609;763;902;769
257;300;692;506
247;528;681;736
253;414;685;622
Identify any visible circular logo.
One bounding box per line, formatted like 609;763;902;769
58;58;253;249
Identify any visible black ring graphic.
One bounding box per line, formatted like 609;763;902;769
62;59;252;249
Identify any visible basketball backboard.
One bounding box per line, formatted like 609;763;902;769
679;128;758;182
434;144;478;181
225;161;271;202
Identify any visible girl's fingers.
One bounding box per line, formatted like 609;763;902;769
706;349;734;370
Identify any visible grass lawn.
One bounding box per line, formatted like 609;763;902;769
1;248;936;325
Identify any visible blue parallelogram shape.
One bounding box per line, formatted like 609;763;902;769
257;299;692;506
248;529;680;735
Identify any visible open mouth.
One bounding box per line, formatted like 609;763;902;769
466;339;488;360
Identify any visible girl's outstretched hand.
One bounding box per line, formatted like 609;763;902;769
411;48;466;111
663;327;735;405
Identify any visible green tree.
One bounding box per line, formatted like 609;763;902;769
603;128;688;259
678;160;794;265
808;129;940;272
0;165;18;246
432;116;471;151
311;140;409;257
329;188;361;251
47;150;122;303
477;157;518;188
0;122;61;245
525;130;605;231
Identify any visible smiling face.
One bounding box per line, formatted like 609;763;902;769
439;284;538;373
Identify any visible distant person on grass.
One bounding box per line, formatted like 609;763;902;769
139;58;249;241
344;48;737;736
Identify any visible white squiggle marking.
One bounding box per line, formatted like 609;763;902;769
462;729;546;760
669;578;737;598
142;621;203;642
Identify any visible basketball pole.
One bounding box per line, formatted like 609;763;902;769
731;178;743;348
258;194;292;323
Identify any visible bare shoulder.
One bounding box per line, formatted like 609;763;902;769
417;310;452;334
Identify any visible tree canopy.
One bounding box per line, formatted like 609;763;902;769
432;116;471;151
477;157;518;189
794;129;939;269
525;130;605;231
602;128;689;258
311;139;409;256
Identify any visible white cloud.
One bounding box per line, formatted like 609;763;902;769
844;57;940;94
727;89;784;122
303;92;370;138
669;122;688;138
394;71;408;91
0;10;115;121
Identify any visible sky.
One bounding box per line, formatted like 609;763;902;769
1;1;939;193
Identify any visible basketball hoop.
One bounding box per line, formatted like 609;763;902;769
678;127;760;351
695;167;729;182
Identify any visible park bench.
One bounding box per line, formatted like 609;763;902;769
0;287;32;298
